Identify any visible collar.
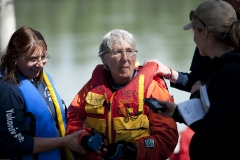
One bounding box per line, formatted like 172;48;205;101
109;69;138;90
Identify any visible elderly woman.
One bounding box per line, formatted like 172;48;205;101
66;29;178;160
0;26;85;160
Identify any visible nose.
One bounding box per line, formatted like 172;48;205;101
35;60;45;67
120;52;128;61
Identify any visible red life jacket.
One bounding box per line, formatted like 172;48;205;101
84;62;170;143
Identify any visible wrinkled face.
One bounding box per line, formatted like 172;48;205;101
102;43;136;85
16;47;47;79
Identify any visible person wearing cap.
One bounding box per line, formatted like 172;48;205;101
154;0;240;159
144;0;240;93
66;29;178;160
144;1;240;160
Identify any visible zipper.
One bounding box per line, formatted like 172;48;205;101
106;93;115;143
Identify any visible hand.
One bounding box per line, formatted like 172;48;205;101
190;81;204;94
156;100;177;118
102;143;124;160
102;142;137;160
143;59;170;77
81;131;108;154
63;130;87;154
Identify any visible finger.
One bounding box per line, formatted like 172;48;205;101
96;149;101;154
76;130;86;136
158;110;164;115
103;138;108;145
99;146;108;152
75;145;87;154
97;145;106;154
157;100;167;106
79;147;87;154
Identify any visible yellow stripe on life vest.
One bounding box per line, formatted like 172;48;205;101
43;72;74;160
138;75;144;113
107;93;115;144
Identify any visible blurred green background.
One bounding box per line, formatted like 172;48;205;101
14;0;202;116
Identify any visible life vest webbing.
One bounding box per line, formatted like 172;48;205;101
138;75;144;113
43;72;74;160
108;93;115;143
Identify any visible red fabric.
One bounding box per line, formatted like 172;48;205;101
169;127;194;160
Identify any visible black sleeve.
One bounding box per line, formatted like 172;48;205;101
172;106;185;124
170;71;198;92
171;47;211;92
0;81;34;157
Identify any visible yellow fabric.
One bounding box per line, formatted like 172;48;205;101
85;92;105;105
138;75;144;113
85;92;105;114
113;114;150;142
119;108;133;114
43;72;74;160
108;93;115;143
85;104;105;114
135;61;140;67
85;117;106;134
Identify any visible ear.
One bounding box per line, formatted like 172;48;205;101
202;30;209;39
100;55;107;64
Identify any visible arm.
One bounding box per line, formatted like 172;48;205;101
66;81;103;159
66;81;90;135
0;82;86;157
144;47;211;92
155;100;185;124
172;47;211;92
142;60;197;92
134;81;179;160
0;83;34;156
33;130;86;154
158;63;240;153
170;71;197;92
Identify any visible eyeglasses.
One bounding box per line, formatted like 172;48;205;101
190;10;206;28
25;54;51;65
109;49;138;58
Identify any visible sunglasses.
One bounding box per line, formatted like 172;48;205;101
190;10;207;28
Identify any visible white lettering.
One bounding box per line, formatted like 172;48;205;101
6;109;24;143
7;121;13;125
6;109;14;113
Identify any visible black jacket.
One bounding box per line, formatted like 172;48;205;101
0;78;34;159
171;47;211;92
174;50;240;160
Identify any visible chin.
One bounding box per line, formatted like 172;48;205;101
32;73;40;79
199;50;205;56
119;72;131;77
120;75;132;82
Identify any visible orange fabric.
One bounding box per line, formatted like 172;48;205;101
66;64;178;160
134;79;177;160
147;80;173;101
